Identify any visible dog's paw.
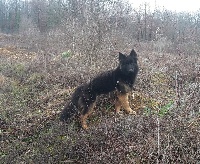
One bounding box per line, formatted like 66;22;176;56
82;124;89;130
129;110;136;115
116;111;124;115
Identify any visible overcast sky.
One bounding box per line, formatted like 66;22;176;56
129;0;200;12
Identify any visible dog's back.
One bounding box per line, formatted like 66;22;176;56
89;70;117;94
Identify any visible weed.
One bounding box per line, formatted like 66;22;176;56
61;51;72;58
158;101;173;117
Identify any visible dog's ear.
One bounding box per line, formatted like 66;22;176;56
130;49;137;57
119;52;126;61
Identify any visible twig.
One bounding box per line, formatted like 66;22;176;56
175;71;181;106
157;116;160;164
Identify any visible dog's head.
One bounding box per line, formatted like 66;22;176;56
118;49;138;75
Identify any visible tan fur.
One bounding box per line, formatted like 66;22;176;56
81;91;137;129
115;91;136;115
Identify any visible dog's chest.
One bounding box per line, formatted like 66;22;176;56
116;80;132;94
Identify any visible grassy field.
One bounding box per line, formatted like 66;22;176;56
0;33;199;163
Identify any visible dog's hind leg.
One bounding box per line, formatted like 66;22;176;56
80;100;96;130
116;91;136;115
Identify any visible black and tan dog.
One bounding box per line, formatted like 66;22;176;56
60;49;139;129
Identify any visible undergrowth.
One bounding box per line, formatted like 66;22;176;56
0;35;199;163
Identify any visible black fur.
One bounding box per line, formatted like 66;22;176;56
60;49;139;124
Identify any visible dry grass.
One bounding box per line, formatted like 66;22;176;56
0;33;199;163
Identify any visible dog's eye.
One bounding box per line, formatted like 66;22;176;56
129;61;134;65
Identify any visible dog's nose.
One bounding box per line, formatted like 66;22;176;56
129;68;134;72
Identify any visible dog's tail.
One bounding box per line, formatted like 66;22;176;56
60;102;78;122
60;86;83;122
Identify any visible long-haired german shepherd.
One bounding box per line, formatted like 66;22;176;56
60;49;139;129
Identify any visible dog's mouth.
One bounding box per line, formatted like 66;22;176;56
128;68;135;72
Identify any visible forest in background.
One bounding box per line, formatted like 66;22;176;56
1;0;200;46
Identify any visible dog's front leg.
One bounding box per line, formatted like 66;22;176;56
116;91;136;115
115;98;122;114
